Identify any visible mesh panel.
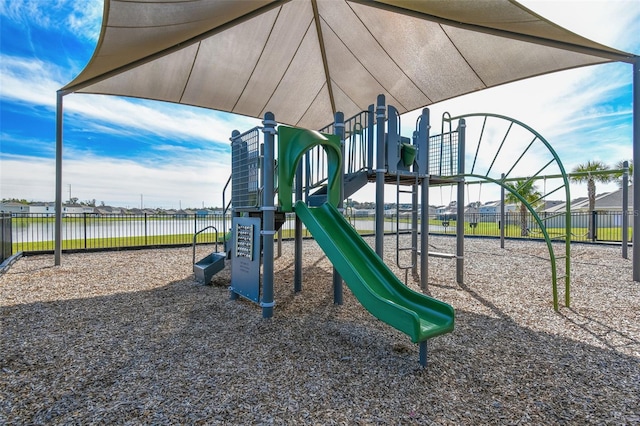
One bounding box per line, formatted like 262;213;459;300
231;128;261;209
429;131;459;176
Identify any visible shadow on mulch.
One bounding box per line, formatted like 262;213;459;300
1;277;638;425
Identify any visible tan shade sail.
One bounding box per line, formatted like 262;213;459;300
62;0;636;129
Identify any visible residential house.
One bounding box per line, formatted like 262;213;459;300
95;206;125;215
542;185;634;228
28;203;56;217
196;209;215;217
0;202;30;216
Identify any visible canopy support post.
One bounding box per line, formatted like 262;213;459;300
55;91;64;266
633;59;639;282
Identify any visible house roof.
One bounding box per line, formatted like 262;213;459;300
544;186;634;212
574;185;634;211
61;0;637;130
0;202;28;207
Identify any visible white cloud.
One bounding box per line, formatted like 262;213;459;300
0;56;60;106
66;0;103;41
520;0;640;52
65;94;260;147
1;153;232;208
0;54;260;148
1;0;637;208
0;0;102;41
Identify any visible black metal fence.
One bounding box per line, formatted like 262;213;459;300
7;213;226;253
456;211;633;242
1;213;12;262
0;210;633;257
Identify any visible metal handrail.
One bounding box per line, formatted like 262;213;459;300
221;175;232;238
192;225;219;265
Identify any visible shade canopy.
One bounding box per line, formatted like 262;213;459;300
62;0;636;129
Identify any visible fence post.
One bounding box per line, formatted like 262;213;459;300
500;174;505;248
83;213;87;249
622;161;629;259
1;213;12;262
144;213;148;246
592;211;598;242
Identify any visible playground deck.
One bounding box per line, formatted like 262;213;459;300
1;236;638;424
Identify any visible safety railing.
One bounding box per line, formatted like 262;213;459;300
310;109;373;190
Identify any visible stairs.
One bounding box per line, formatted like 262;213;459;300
308;170;369;206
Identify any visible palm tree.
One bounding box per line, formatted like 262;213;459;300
571;160;612;239
505;179;542;236
613;159;633;187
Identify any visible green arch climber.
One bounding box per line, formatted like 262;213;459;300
277;126;342;212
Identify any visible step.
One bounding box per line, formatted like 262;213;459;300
309;170;369;206
428;251;457;259
194;252;226;284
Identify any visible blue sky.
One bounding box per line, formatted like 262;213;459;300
1;0;639;208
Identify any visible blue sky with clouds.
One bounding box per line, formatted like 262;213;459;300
1;0;639;208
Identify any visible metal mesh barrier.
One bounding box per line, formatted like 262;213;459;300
231;127;261;209
429;131;459;176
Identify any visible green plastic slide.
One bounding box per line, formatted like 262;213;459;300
294;201;455;343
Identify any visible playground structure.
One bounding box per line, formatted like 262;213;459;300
193;94;575;366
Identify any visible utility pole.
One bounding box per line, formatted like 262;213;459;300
140;194;143;209
67;184;71;203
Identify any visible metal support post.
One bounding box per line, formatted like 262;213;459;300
305;154;311;202
418;108;430;291
419;340;428;367
411;181;418;274
229;130;241;301
367;104;375;171
421;178;429;291
375;94;386;256
295;160;303;292
333;112;345;304
456;119;466;284
261;112;277;317
55;91;64;266
277;228;282;258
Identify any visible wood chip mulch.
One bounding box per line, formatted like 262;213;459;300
1;236;638;425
